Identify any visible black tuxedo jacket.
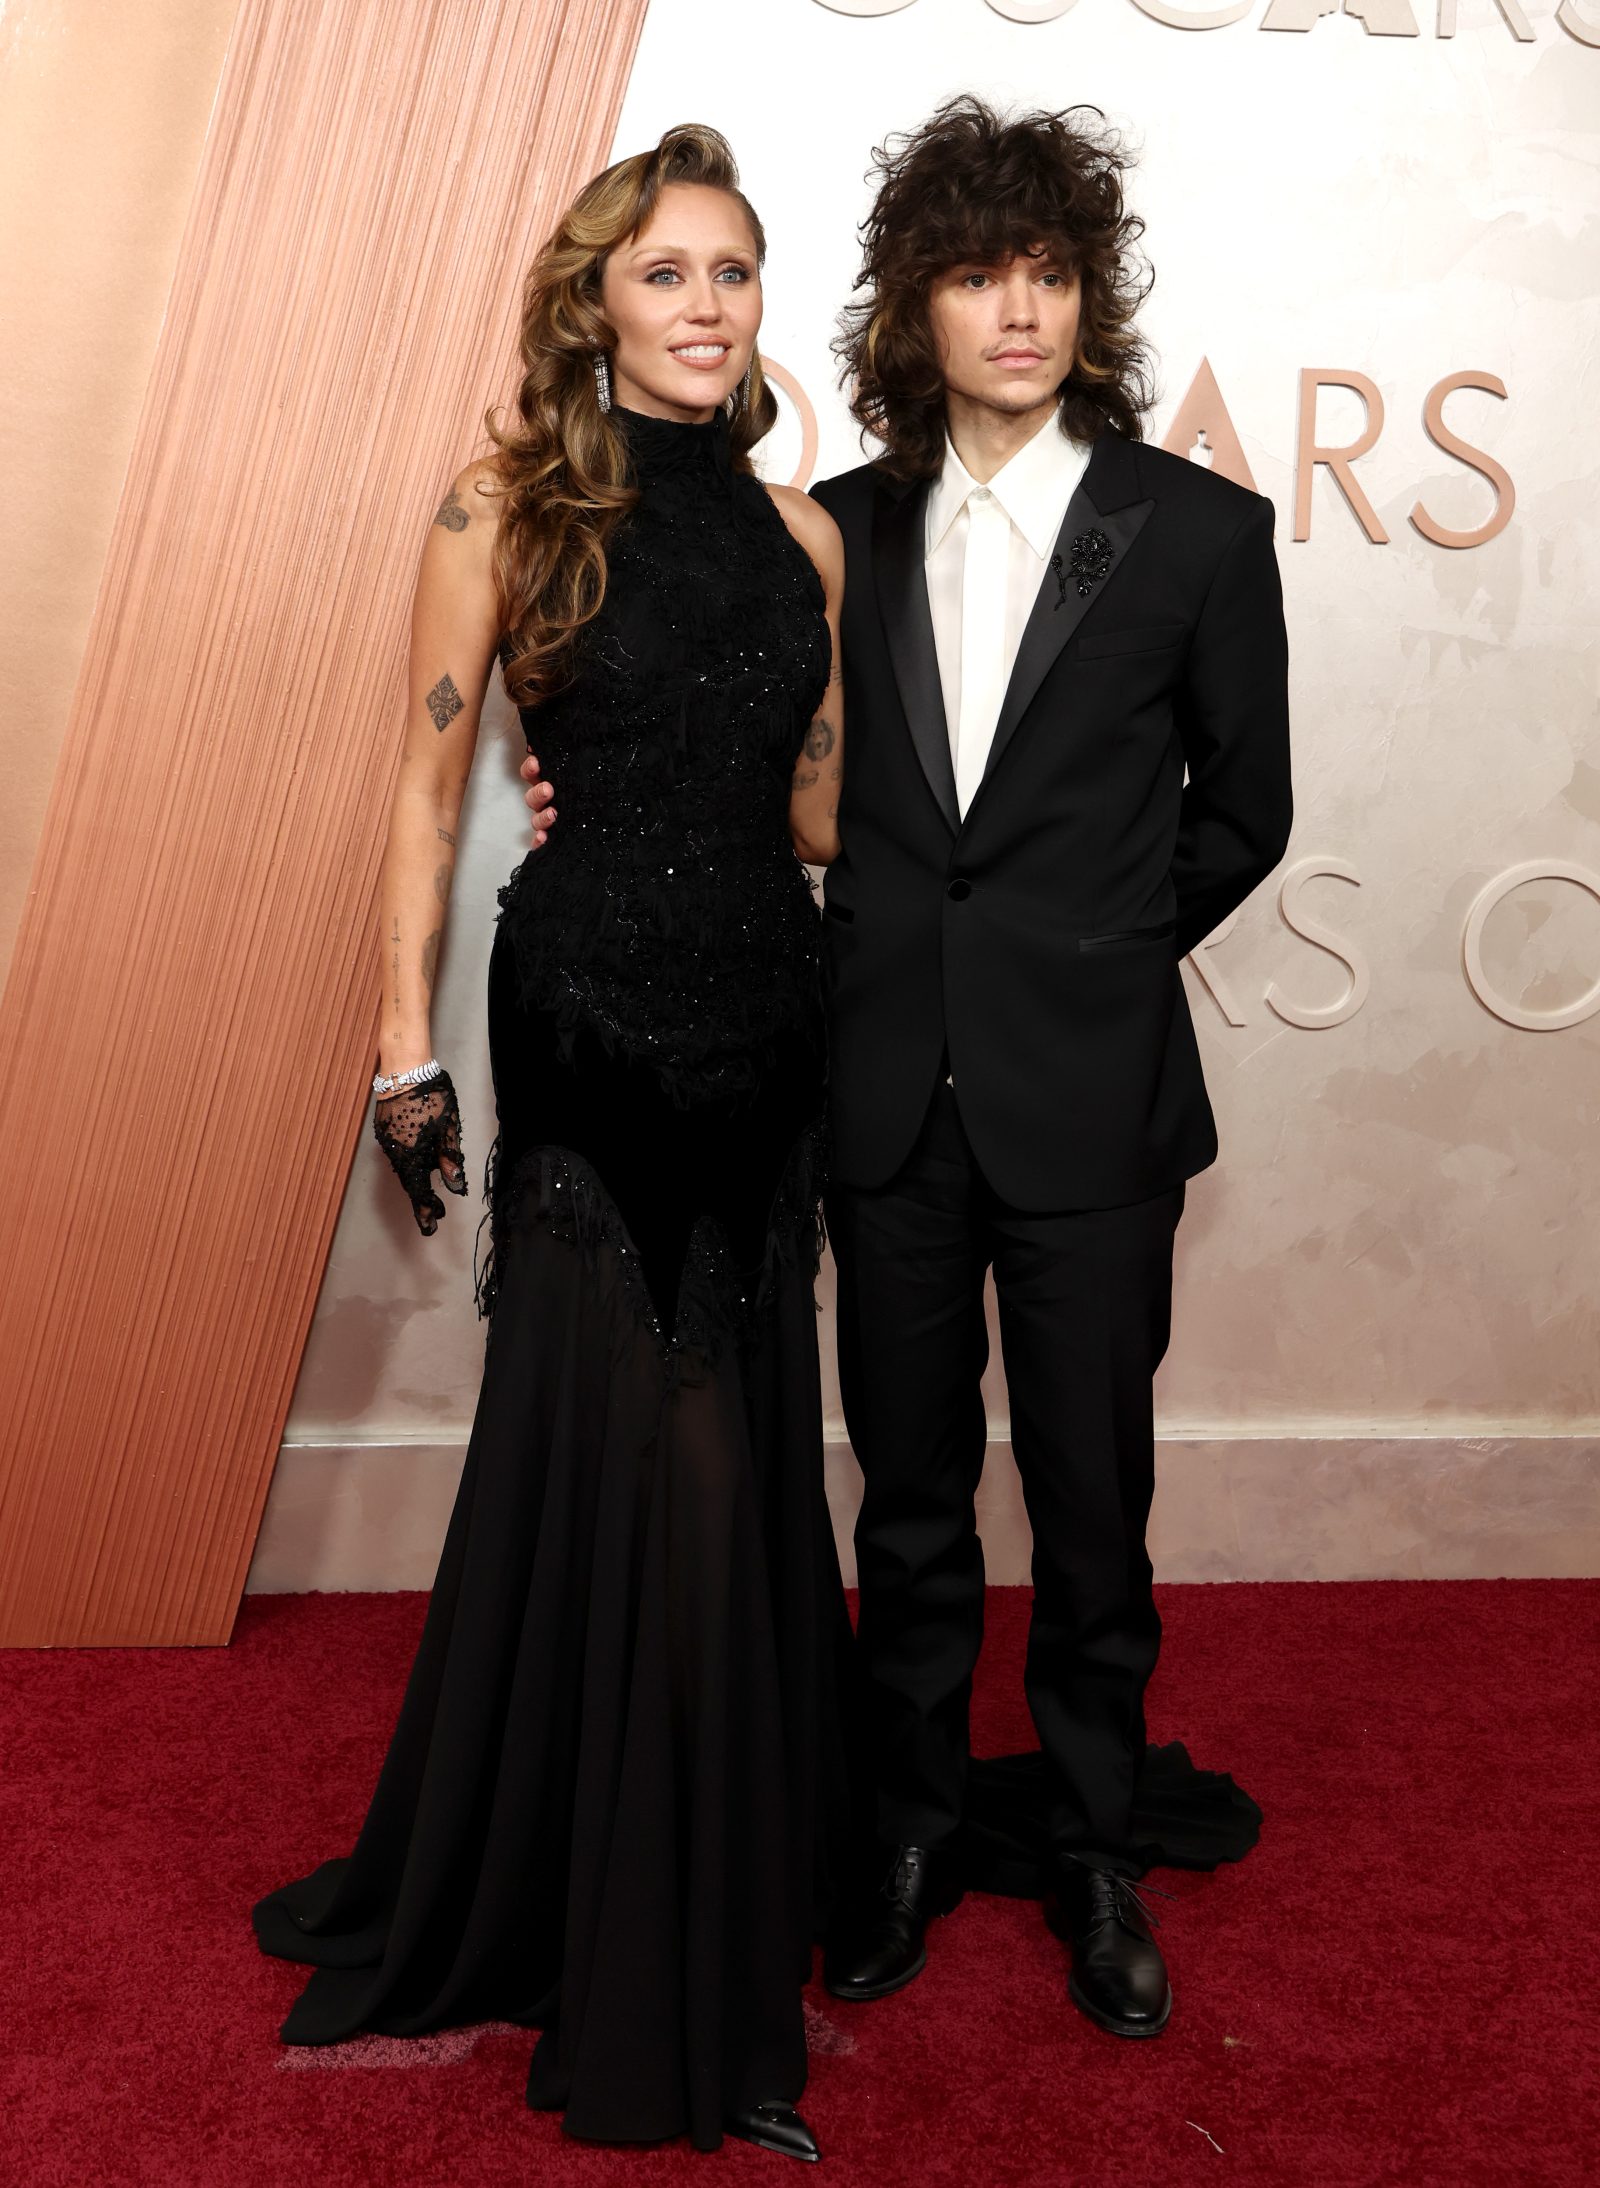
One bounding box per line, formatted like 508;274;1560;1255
809;427;1292;1210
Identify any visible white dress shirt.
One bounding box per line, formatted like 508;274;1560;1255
924;416;1093;818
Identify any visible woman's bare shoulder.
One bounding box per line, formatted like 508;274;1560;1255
431;456;507;538
763;480;842;589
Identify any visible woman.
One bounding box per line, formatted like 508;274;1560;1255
252;124;854;2164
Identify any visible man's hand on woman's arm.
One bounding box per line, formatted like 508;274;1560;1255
520;751;556;843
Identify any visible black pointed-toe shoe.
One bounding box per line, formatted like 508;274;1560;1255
823;1843;956;2002
724;2100;821;2163
1057;1863;1173;2038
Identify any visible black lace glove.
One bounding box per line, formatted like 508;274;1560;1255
372;1069;468;1235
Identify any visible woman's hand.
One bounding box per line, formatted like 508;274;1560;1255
519;752;558;846
373;1070;468;1235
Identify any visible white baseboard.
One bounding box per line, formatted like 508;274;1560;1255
245;1431;1600;1593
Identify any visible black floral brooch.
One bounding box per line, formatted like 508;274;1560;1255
1050;527;1115;608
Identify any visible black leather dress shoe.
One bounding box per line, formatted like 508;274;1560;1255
724;2100;821;2163
1057;1863;1173;2037
824;1843;955;2001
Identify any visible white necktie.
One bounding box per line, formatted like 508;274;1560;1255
954;485;1010;819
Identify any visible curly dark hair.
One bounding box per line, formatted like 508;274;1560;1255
834;96;1156;480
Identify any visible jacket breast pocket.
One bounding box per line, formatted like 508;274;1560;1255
1074;621;1187;662
1078;919;1177;954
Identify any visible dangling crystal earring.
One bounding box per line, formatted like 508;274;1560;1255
592;350;612;413
741;356;755;409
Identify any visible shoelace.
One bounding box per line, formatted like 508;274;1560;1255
1087;1870;1175;1932
882;1846;928;1912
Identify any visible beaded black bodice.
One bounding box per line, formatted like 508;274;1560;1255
494;405;830;1102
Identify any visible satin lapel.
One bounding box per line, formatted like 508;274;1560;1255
974;433;1156;804
872;475;959;835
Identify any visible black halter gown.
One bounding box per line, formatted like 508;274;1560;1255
252;404;856;2152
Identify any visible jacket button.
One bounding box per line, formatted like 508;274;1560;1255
946;877;972;902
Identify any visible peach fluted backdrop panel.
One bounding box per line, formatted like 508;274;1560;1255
0;0;240;983
0;0;650;1646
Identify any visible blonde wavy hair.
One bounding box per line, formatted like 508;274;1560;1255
485;124;778;708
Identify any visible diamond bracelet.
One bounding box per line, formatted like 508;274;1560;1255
372;1057;443;1097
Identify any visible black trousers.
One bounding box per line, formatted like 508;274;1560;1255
827;1077;1185;1875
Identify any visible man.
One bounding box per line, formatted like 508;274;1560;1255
805;95;1290;2038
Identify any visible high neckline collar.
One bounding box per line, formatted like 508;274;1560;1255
614;401;733;485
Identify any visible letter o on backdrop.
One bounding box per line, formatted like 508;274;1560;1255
1127;0;1253;24
1463;861;1600;1031
985;0;1082;18
760;358;820;489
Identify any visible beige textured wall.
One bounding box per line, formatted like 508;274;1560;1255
0;0;241;981
244;0;1600;1587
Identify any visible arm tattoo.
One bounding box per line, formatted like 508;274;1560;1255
792;768;820;791
426;672;464;733
432;485;468;532
421;930;440;991
433;861;452;905
436;825;456;845
804;715;837;761
390;917;401;1014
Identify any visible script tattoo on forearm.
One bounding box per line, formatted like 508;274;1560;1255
426;672;464;733
391;917;402;1015
432;485;468;532
422;929;440;991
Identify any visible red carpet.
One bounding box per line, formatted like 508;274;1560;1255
2;1580;1595;2186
